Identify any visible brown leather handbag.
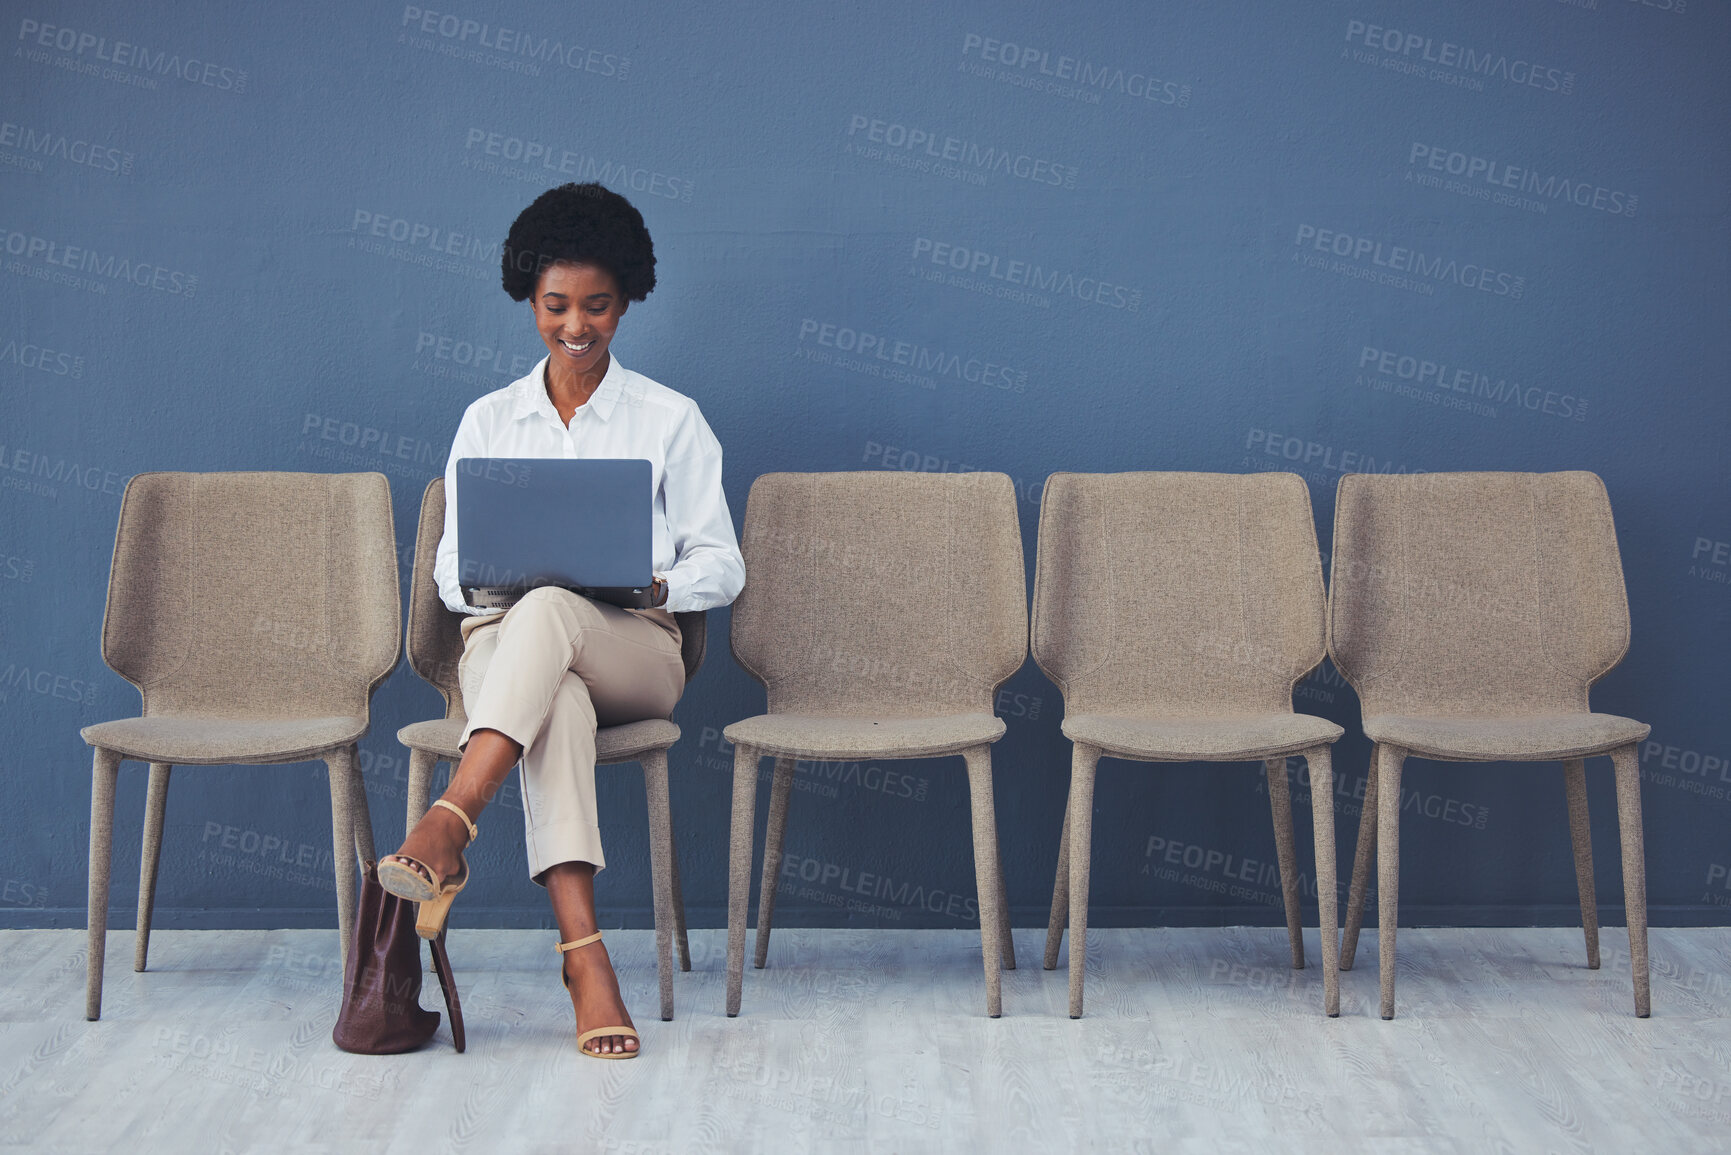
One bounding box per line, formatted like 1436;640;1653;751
332;861;465;1054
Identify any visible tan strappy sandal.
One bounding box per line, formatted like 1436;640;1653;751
378;799;476;939
557;932;640;1059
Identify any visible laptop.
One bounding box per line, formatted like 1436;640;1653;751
456;457;657;610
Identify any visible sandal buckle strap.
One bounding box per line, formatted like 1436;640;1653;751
556;931;604;953
431;798;479;842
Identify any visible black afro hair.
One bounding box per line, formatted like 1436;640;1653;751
500;182;657;302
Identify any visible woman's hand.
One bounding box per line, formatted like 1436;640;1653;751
651;576;668;608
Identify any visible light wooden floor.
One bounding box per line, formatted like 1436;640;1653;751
3;926;1727;1153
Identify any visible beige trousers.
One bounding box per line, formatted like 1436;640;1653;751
457;587;684;882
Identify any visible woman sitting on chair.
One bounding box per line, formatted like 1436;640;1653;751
380;182;745;1059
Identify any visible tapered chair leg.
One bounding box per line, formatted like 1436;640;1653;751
1043;791;1071;970
86;747;123;1021
1340;748;1381;971
962;745;1009;1018
1560;758;1600;970
1307;746;1340;1017
753;756;796;969
1375;745;1406;1019
725;744;760;1017
995;820;1016;971
404;748;440;831
1264;756;1304;970
641;748;678;1021
346;744;375;866
1610;743;1650;1017
670;818;691;972
134;762;172;973
1065;744;1101;1019
324;746;363;979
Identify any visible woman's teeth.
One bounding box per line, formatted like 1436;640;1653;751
561;339;592;354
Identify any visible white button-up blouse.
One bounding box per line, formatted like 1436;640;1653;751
433;354;745;615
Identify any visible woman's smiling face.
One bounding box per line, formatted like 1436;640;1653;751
532;261;627;382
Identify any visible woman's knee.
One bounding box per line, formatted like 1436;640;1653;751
506;587;601;637
514;586;607;621
515;585;569;612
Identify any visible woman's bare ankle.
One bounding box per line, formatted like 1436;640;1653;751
386;803;469;880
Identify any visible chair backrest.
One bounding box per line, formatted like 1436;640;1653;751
102;471;400;719
1328;471;1631;718
1031;472;1326;716
407;478;466;721
674;610;707;684
730;471;1028;716
407;477;709;724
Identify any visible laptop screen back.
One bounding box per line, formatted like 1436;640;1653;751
456;457;653;594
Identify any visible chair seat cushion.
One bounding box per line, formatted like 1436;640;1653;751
397;718;464;758
1362;712;1651;761
396;717;682;763
724;713;1006;759
81;715;368;765
595;718;682;761
1061;712;1344;761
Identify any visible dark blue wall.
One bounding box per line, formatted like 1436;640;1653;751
4;0;1728;932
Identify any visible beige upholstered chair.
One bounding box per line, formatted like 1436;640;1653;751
723;471;1027;1017
1330;471;1651;1019
1034;472;1346;1017
395;477;702;1021
81;471;400;1020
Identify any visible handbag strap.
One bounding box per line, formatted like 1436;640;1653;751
427;931;466;1054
